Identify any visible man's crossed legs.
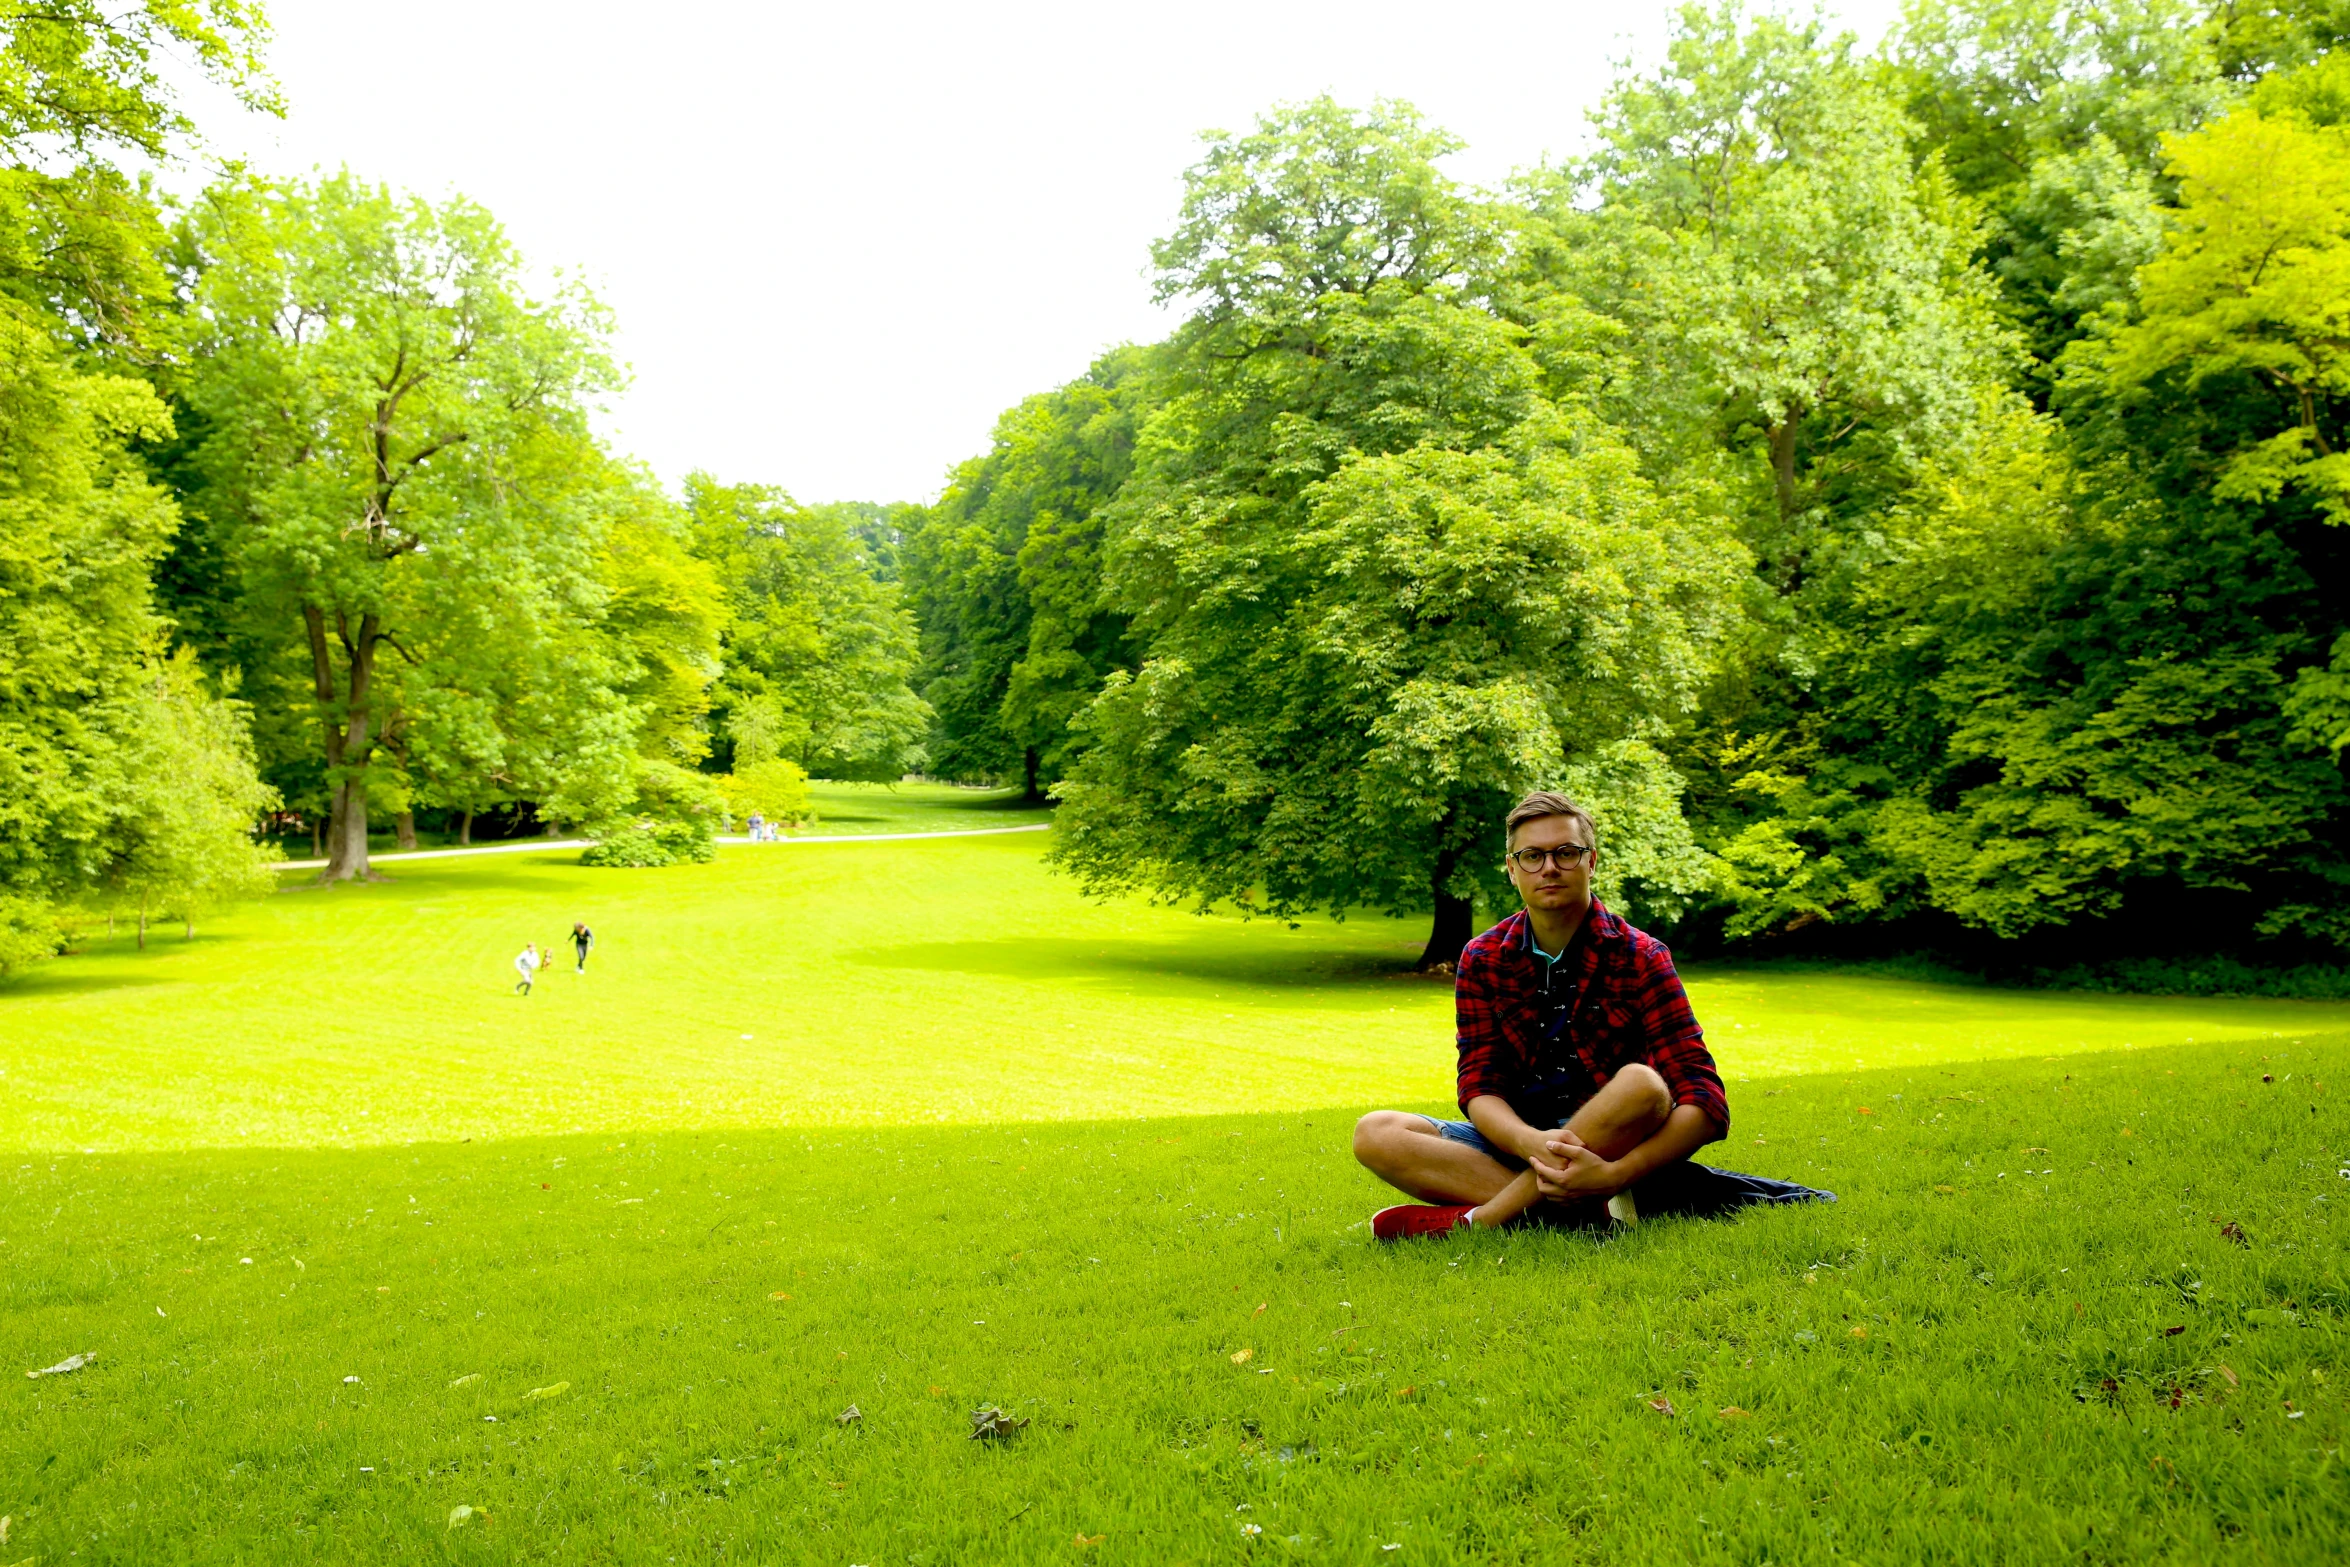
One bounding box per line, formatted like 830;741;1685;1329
1352;1064;1673;1239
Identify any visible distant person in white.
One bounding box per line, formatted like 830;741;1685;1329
513;943;539;996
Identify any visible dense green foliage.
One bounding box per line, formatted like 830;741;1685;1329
683;476;927;783
901;349;1149;798
896;1;2350;972
8;0;2350;982
0;2;278;972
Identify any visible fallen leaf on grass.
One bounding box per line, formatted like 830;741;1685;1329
928;1385;947;1397
1646;1398;1677;1417
1073;1534;1105;1547
2119;1128;2134;1138
1856;1107;1874;1116
447;1505;482;1529
27;1351;95;1378
1230;1348;1254;1365
836;1405;861;1425
1850;1326;1868;1339
1718;1406;1752;1419
1933;1185;1954;1195
525;1382;569;1401
448;1373;480;1389
1394;1386;1417;1400
769;1291;793;1301
1253;1302;1267;1316
969;1405;1029;1440
2219;1365;2239;1387
2163;1326;2186;1337
2216;1220;2248;1247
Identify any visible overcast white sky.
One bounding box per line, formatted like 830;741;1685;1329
193;0;1903;504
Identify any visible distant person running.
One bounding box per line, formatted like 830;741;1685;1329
1352;791;1832;1239
571;922;594;973
513;943;540;996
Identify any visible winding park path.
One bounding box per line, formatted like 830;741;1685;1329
273;821;1051;870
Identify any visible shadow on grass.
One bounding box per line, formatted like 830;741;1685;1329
1;967;182;998
849;935;1443;992
807;787;1046;825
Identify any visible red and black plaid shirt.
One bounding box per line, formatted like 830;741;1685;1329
1454;901;1728;1133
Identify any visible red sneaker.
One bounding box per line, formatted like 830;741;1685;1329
1372;1203;1474;1241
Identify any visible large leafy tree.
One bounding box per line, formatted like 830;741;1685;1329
903;346;1151;796
1052;99;1743;968
0;1;279;974
177;172;632;881
1890;0;2232;385
686;476;928;781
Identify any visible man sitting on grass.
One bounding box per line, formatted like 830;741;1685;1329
1356;790;1818;1239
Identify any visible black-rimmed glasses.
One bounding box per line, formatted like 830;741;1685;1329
1508;844;1593;872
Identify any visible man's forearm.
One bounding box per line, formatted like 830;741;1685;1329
1464;1095;1549;1159
1607;1103;1720;1190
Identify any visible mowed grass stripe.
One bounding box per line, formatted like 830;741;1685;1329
5;835;2348;1154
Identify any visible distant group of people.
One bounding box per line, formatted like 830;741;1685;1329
513;922;594;995
745;811;783;841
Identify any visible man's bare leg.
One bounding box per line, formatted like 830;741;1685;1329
1463;1065;1675;1229
1351;1112;1521;1206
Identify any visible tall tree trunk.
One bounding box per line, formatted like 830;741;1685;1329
324;778;372;880
1418;834;1474;973
458;809;473;846
1022;747;1043;803
1768;416;1798;526
307;604;382;883
137;893;147;951
185;915;194;939
309;818;321;859
396;810;418;852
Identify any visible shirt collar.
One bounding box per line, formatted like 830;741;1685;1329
1514;898;1617;960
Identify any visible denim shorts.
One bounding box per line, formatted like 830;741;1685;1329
1422;1114;1568;1172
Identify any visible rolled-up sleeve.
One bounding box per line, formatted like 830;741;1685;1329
1632;940;1729;1134
1454;941;1509;1113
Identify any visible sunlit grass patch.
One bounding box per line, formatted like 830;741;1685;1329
2;838;2346;1561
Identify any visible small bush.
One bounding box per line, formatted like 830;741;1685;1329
0;894;63;979
580;816;716;869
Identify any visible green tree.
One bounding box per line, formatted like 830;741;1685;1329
1052;100;1744;968
94;647;278;945
1890;0;2232;382
177;172;628;881
686;476;928;781
2098;104;2350;517
1560;2;2009;548
0;1;280;974
903;346;1151;796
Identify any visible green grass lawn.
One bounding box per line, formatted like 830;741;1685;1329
793;780;1052;836
2;839;2345;1562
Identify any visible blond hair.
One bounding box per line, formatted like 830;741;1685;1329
1504;790;1596;850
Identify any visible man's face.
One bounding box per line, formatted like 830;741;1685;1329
1504;813;1596;914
